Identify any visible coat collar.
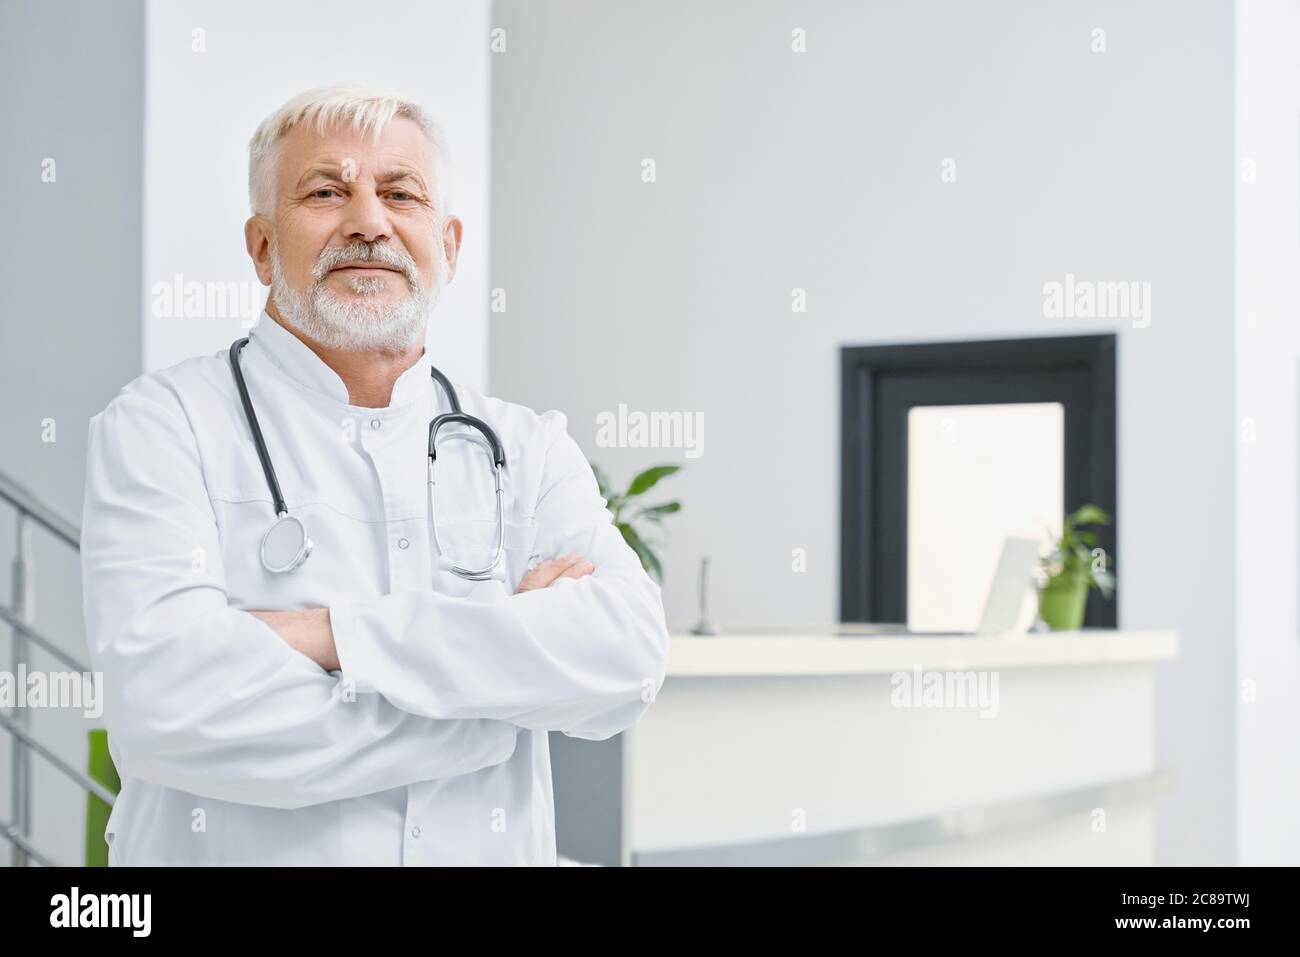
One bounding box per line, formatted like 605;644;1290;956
246;309;433;410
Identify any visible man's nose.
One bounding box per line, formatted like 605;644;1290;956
339;189;393;243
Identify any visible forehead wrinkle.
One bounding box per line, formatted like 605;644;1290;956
279;115;433;182
376;166;429;188
291;155;430;188
289;166;431;198
293;165;346;191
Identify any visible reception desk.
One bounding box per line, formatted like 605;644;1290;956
550;628;1177;866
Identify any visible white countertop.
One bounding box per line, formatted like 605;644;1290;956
666;628;1177;677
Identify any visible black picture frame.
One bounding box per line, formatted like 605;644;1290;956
840;334;1118;628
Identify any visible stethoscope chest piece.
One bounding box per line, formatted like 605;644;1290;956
260;512;313;574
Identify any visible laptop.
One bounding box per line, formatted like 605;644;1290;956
843;536;1043;638
960;535;1044;636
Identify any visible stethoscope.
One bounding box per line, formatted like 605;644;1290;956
228;337;507;580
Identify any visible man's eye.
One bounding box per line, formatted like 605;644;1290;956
388;191;416;202
310;188;340;199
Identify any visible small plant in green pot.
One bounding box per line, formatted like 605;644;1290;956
1039;504;1116;631
591;464;682;583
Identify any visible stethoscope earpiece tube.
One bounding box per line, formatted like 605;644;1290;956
427;373;508;581
230;338;289;518
428;412;507;467
428;365;462;417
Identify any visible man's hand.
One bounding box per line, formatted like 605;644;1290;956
515;554;595;593
251;608;339;673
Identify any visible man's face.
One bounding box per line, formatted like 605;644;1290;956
245;115;462;353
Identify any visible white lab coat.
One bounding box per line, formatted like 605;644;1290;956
80;311;670;865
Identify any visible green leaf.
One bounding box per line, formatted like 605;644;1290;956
626;465;681;498
619;522;663;582
641;546;663;583
591;463;623;511
1069;504;1111;526
590;462;683;581
1091;568;1117;599
634;501;682;523
616;522;640;557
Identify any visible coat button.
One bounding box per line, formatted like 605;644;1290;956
397;538;410;550
370;418;382;430
411;825;421;839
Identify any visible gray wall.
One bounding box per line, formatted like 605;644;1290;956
0;0;145;865
490;0;1236;864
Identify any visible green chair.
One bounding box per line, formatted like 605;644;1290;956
85;729;121;867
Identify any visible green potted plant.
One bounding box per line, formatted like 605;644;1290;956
591;464;682;583
1038;504;1116;631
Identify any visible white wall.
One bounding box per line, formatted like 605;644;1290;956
489;0;1237;864
144;0;493;388
0;0;145;868
1235;0;1300;866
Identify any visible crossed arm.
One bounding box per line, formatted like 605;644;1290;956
253;555;598;671
82;383;668;810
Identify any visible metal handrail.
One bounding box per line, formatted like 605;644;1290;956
0;606;90;673
0;471;80;548
0;467;109;868
0;712;117;805
0;818;55;868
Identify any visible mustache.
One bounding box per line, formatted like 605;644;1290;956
312;242;421;288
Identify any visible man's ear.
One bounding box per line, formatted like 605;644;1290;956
245;216;274;286
442;214;464;284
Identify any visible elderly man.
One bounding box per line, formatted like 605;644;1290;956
80;84;670;866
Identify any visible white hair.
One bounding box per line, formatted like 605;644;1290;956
248;83;453;216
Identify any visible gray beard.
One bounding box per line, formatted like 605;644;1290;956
269;254;442;355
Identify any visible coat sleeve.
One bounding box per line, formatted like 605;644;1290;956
80;383;519;811
330;410;671;740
